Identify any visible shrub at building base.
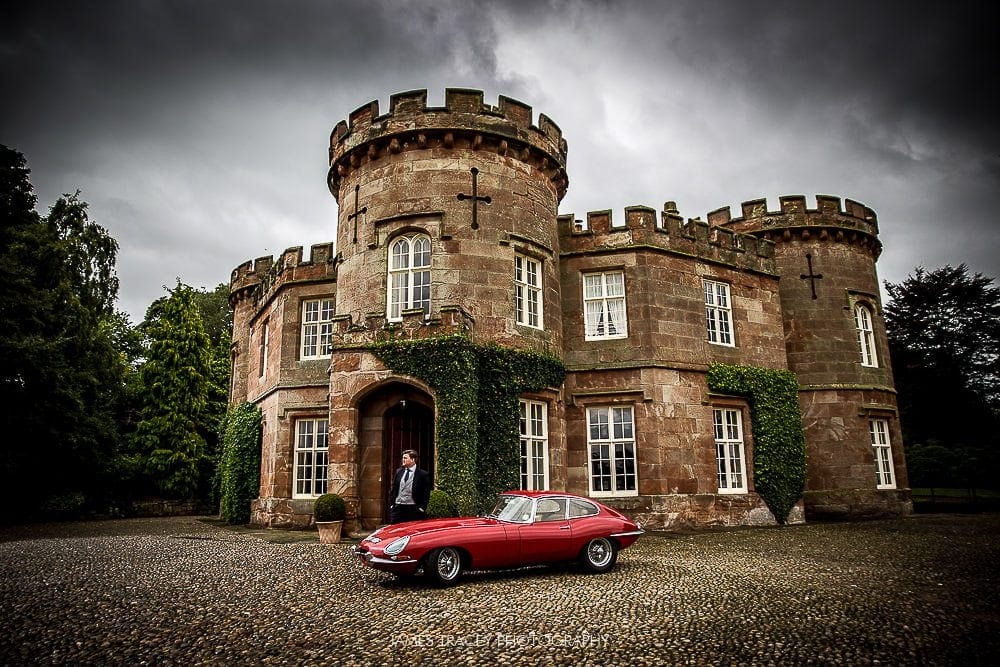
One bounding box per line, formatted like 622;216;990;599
313;493;347;543
426;489;458;518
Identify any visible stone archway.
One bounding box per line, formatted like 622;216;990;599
355;383;434;529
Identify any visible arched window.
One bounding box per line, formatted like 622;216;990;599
854;303;878;367
387;233;431;321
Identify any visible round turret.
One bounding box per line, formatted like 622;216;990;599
713;195;887;388
327;88;568;351
713;195;908;517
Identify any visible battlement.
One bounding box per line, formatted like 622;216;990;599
709;195;879;236
558;202;775;275
328;88;568;201
230;242;337;305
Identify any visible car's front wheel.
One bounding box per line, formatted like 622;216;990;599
580;537;618;572
425;547;463;585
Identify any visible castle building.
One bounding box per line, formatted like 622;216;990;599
229;89;910;531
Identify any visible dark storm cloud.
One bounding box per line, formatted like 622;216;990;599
2;1;997;321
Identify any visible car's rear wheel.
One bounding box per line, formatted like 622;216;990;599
425;547;463;585
580;537;618;572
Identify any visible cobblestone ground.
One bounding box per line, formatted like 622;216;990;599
1;513;998;666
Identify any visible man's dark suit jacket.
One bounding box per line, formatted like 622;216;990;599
389;466;431;511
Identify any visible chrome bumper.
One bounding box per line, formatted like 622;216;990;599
352;545;415;568
610;529;645;538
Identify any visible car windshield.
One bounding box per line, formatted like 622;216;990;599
487;495;534;523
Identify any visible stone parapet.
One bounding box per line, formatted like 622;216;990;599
711;195;881;259
229;243;337;309
328;88;568;203
559;202;776;276
327;304;475;348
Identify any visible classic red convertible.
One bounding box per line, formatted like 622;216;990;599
352;490;644;585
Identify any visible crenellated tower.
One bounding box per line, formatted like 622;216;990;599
327;88;568;352
712;195;910;518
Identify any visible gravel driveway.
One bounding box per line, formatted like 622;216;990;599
2;513;998;666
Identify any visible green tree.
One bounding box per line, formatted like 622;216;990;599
1;145;128;516
133;281;213;500
191;283;233;456
885;265;1000;489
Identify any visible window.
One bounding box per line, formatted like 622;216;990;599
515;254;543;329
869;418;896;489
584;271;627;340
301;299;335;359
520;400;549;490
855;303;878;367
704;279;734;346
258;319;269;377
714;408;747;493
387;233;431;321
534;497;566;522
294;418;329;498
568;498;600;518
587;406;637;496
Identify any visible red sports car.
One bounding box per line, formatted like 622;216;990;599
352;490;644;585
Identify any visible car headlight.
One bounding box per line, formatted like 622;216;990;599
383;536;410;556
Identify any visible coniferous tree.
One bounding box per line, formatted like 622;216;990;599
133;282;213;500
885;265;1000;490
191;283;232;505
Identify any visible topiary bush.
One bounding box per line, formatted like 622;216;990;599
313;493;346;522
426;489;458;518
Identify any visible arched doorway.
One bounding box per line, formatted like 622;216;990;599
355;384;434;529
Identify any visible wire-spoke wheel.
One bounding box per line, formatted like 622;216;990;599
580;537;618;572
426;547;463;585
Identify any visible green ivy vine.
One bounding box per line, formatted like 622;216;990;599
707;363;807;524
370;334;565;514
217;402;262;524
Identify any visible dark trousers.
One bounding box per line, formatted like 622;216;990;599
389;503;423;524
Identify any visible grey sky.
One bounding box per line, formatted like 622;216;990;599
3;0;997;323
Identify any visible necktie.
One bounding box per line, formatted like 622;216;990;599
404;469;411;483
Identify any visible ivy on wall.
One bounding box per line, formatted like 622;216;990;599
707;363;807;524
475;343;566;505
217;402;262;524
370;335;565;514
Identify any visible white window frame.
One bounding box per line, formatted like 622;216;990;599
301;298;335;359
515;254;543;329
855;303;879;367
387;233;431;322
293;418;329;498
714;408;748;494
869;418;896;489
704;279;734;347
583;271;628;340
587;406;637;497
519;399;549;490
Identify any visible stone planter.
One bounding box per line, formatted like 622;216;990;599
316;521;344;544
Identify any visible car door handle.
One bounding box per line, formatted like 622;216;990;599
559;525;570;530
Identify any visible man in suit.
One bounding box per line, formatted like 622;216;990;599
388;449;431;524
